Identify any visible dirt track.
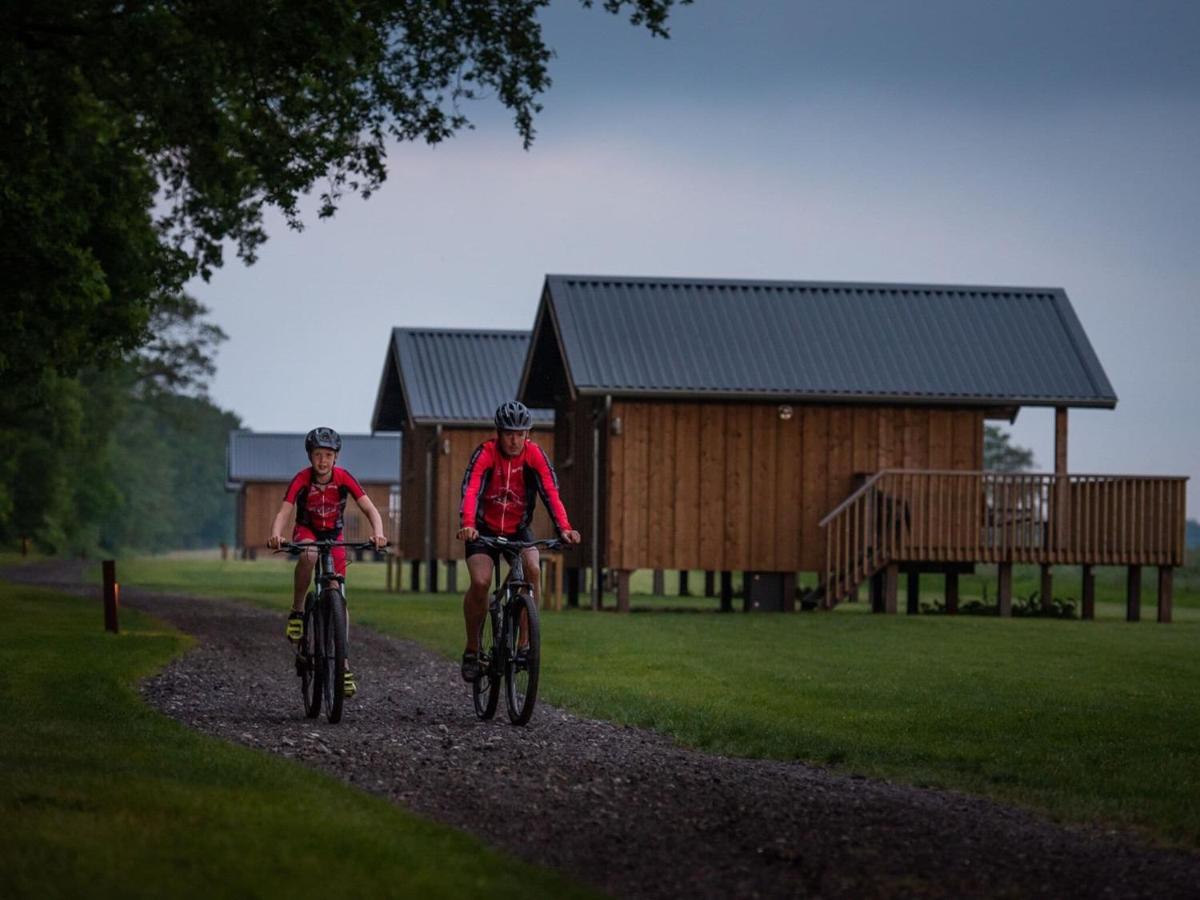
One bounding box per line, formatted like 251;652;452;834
10;563;1200;899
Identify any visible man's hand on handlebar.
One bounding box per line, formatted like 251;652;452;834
267;534;285;550
369;534;388;550
560;530;581;545
458;527;479;542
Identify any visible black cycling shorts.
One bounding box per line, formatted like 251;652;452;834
465;525;534;563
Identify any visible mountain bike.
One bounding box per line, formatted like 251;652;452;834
471;536;563;726
279;539;378;724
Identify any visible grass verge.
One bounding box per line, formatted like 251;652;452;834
0;582;593;900
113;556;1200;849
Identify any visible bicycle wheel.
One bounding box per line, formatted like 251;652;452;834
472;601;501;720
300;592;321;718
321;588;348;724
504;592;540;725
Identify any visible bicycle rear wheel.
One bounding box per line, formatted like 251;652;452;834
504;592;540;725
472;601;501;719
321;588;347;724
300;592;321;718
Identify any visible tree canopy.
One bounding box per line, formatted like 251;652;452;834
2;0;689;385
983;424;1035;472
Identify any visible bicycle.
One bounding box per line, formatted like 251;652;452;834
471;535;563;726
278;538;378;724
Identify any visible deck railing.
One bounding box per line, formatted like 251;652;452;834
820;470;1188;606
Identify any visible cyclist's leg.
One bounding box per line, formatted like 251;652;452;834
518;546;540;651
463;553;495;653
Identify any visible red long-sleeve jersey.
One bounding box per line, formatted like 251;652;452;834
459;438;572;536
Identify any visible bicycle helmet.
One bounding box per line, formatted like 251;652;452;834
494;400;533;431
304;426;342;454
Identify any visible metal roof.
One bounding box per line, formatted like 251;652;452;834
226;432;401;484
520;275;1117;408
371;328;555;429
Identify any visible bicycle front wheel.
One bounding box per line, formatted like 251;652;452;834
300;592;321;718
504;592;540;725
321;589;347;724
473;603;501;720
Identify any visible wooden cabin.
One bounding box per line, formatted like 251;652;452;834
371;328;555;591
225;431;401;557
518;275;1188;618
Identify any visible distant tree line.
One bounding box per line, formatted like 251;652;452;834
983;425;1035;472
0;297;239;555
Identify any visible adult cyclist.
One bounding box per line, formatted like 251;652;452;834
456;401;580;682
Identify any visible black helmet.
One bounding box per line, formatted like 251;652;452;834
305;426;342;454
494;400;533;431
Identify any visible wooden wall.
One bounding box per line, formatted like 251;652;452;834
400;425;557;561
238;482;393;551
603;401;985;572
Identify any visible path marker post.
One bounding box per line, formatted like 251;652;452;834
102;560;120;633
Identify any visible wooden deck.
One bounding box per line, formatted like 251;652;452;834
820;470;1188;614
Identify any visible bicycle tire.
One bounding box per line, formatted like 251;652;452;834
322;588;347;724
504;592;540;725
473;601;501;719
300;592;321;718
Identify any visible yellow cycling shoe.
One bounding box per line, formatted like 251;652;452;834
285;612;303;642
343;671;358;698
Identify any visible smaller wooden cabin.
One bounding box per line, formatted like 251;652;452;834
371;328;554;591
226;431;401;557
519;275;1188;616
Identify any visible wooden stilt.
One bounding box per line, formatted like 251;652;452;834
652;569;665;596
566;567;580;608
719;571;733;612
1081;565;1095;620
678;570;691;596
1157;567;1173;624
616;570;631;613
1126;566;1142;622
906;569;920;615
410;560;421;592
945;572;959;615
446;560;458;594
883;564;899;614
870;570;884;613
1040;564;1053;613
997;563;1013;617
704;571;716;597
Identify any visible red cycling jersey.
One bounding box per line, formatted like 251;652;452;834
284;466;366;534
460;438;571;536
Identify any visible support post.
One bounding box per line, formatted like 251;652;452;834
1157;566;1173;624
906;569;920;615
678;570;691;596
704;571;716;597
616;570;631;613
566;567;580;608
719;571;733;612
997;563;1013;617
1081;565;1095;620
102;560;119;634
410;560;421;592
1126;565;1141;622
945;571;959;615
870;570;884;613
1040;564;1053;613
446;560;458;594
882;564;898;614
592;568;603;611
386;554;394;592
783;572;797;613
1054;407;1069;553
652;569;665;596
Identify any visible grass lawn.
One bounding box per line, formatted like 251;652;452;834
108;555;1200;849
0;582;594;900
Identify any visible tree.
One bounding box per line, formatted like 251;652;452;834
984;425;1035;472
2;0;690;385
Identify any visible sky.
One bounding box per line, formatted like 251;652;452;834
189;0;1200;515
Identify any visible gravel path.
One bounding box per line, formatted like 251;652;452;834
9;564;1200;899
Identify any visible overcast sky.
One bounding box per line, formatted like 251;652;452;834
190;0;1200;514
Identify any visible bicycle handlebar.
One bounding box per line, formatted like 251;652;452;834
276;539;388;553
472;535;567;552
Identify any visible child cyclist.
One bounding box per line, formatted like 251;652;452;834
267;427;388;697
456;401;581;682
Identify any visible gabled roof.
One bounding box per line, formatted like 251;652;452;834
519;275;1117;408
226;432;400;485
371;328;555;430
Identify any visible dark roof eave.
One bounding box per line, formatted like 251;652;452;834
409;416;555;428
571;386;1118;409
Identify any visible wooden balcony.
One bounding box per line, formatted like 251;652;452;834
820;470;1188;614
